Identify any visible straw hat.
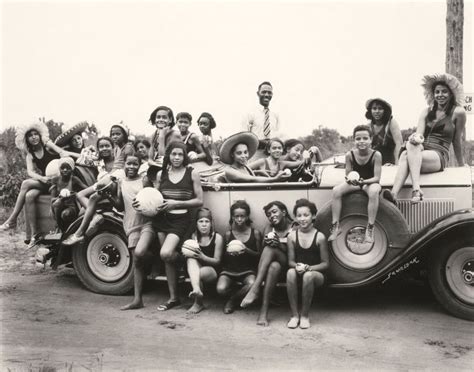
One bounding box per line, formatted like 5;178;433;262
365;98;392;112
421;73;464;106
15;121;50;153
219;131;258;165
54;121;89;147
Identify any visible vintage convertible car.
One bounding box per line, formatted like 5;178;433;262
33;162;474;320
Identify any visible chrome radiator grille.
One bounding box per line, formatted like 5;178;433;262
396;199;455;233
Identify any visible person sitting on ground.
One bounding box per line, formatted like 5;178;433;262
103;154;155;311
50;157;87;232
183;207;224;314
241;201;294;326
134;138;151;177
328;124;382;244
217;200;262;314
0;121;69;247
365;98;403;165
176;112;212;165
62;137;116;246
281;139;322;182
383;73;466;204
197;112;219;161
286;199;329;330
219;132;291;183
154;141;204;311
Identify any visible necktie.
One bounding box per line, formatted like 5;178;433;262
263;108;270;138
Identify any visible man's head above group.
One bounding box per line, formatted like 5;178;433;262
257;81;273;108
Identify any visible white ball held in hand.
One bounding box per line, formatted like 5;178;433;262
59;188;71;198
226;240;246;254
182;239;201;258
133;188;164;217
410;133;424;145
347;171;360;183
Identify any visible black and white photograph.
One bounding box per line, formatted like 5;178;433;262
1;0;473;370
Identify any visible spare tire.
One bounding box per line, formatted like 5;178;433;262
72;225;133;295
314;191;410;284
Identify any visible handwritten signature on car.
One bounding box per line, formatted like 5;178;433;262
382;257;420;284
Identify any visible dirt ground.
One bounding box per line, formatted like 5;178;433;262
0;228;473;371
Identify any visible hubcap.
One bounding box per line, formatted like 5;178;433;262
97;243;121;267
346;226;373;255
445;247;474;305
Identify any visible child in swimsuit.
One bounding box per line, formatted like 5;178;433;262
184;208;224;314
328;125;382;244
286;199;329;329
217;200;262;314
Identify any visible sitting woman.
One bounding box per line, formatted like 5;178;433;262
55;121;98;167
110;123;135;177
220;132;291;183
176;112;212;165
384;73;466;204
134;138;151;177
365;98;403;165
0;121;68;247
197;112;219;161
62;137;116;245
240;201;294;326
281;139;322;182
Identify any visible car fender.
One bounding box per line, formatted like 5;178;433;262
330;208;474;288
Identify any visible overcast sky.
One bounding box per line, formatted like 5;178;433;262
1;0;473;140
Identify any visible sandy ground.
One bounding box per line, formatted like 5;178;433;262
0;229;473;371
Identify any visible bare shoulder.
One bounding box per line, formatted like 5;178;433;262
316;230;327;244
453;105;467;118
287;229;297;242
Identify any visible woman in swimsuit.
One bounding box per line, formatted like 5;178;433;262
385;73;466;204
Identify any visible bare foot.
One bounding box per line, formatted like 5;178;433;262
256;314;269;326
223;299;236;314
120;300;144;311
240;289;259;308
187;302;204;314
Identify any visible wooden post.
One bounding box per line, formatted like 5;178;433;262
446;0;463;82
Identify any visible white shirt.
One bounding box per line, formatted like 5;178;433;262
241;105;281;139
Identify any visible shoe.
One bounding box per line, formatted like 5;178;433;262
85;214;104;236
328;222;341;241
364;224;375;244
382;189;397;205
27;233;43;250
411;189;424;204
157;299;181;311
0;222;15;231
62;233;84;246
287;317;300;329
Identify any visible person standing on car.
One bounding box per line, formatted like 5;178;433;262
241;81;282;157
365;98;403;165
384;73;466;204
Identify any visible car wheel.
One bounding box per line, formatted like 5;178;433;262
72;227;134;295
315;192;410;277
429;239;474;321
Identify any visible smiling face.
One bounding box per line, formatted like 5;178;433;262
354;129;372;151
198;117;212;135
295;206;314;230
110;127;125;146
370;102;385;122
433;84;452;107
287;143;304;161
197;217;212;236
124;155;140;178
268;140;283;159
26;130;41;147
265;204;285;227
169;147;185;168
257;84;273;107
232;207;249;227
155;109;172;129
70;133;84;150
135;142;149;160
231;143;249;166
97;139;113;159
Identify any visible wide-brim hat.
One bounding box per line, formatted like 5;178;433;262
365;98;392;112
421;73;464;106
219;131;258;165
15;121;50;152
54;121;89;147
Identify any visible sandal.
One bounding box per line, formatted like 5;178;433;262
0;222;16;231
411;189;423;204
157;299;181;311
382;189;397;205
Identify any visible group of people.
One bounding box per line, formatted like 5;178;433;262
0;73;467;328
